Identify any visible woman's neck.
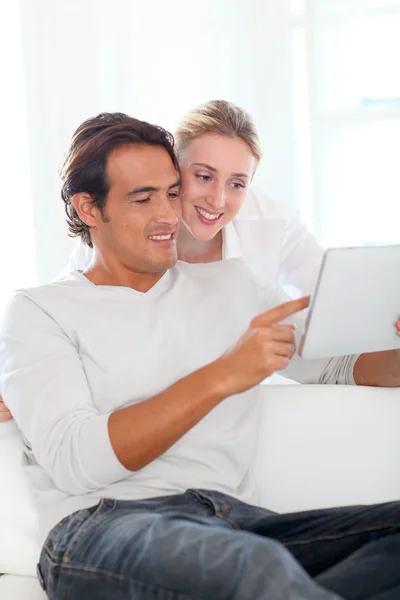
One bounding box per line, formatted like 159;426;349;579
177;224;223;264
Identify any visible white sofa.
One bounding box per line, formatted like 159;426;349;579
1;383;400;599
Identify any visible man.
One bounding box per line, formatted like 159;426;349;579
1;112;400;600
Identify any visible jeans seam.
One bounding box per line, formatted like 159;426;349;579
48;561;212;600
65;498;116;564
45;498;115;564
281;522;398;547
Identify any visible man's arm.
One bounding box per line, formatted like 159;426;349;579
0;291;307;490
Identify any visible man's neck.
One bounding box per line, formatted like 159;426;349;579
177;225;223;264
83;252;166;293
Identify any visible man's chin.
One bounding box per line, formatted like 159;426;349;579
152;253;178;271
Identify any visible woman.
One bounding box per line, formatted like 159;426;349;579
0;101;323;423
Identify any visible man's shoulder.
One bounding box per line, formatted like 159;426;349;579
3;273;89;315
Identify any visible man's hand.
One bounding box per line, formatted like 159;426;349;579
216;296;310;396
0;395;12;423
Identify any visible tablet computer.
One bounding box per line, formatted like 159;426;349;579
299;245;400;359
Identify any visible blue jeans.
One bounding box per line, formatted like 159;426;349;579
37;490;400;599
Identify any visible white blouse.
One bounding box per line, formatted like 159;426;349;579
67;186;324;294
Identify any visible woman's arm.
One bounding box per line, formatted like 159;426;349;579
56;240;94;280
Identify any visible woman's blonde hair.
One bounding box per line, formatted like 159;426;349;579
175;100;262;163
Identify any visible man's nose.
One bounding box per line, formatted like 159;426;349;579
155;196;180;225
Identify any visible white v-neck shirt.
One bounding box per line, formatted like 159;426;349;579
67;187;323;293
0;259;356;545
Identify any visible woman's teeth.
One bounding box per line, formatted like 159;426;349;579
196;207;221;221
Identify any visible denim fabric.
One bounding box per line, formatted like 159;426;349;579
38;490;400;600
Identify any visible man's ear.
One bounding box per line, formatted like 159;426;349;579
71;193;98;228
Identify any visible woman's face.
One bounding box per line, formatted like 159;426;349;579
179;134;257;241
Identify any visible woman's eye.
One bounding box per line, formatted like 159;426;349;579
230;182;245;190
195;173;212;182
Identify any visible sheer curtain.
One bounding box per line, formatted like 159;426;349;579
0;0;37;310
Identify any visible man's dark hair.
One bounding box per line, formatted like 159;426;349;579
60;112;180;247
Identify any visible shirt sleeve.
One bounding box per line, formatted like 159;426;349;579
257;282;359;385
279;207;324;294
0;291;131;496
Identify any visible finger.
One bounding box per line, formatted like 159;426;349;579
269;326;297;344
266;355;292;374
264;341;296;359
252;296;310;328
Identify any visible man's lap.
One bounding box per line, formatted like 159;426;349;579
39;493;323;600
37;490;400;599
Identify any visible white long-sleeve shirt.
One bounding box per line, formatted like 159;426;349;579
67;186;324;293
0;259;356;545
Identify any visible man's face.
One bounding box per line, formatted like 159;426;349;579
90;144;182;275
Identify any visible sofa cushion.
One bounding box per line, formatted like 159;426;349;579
255;384;400;513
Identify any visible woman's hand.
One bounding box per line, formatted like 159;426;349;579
0;395;12;422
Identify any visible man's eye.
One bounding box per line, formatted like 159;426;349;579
135;198;150;204
168;191;180;199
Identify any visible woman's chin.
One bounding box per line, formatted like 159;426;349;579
188;223;222;241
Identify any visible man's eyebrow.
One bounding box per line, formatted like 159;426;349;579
168;179;182;189
127;179;181;196
127;186;158;196
192;162;249;178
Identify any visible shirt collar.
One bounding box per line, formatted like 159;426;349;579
222;221;243;260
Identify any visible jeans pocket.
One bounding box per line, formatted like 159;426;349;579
63;498;117;563
43;499;116;563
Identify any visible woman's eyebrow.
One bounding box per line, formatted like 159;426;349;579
192;162;249;179
231;172;249;179
192;162;217;172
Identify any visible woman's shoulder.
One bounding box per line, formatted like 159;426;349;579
236;185;300;221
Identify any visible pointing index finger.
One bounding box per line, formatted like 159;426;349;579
252;295;310;328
